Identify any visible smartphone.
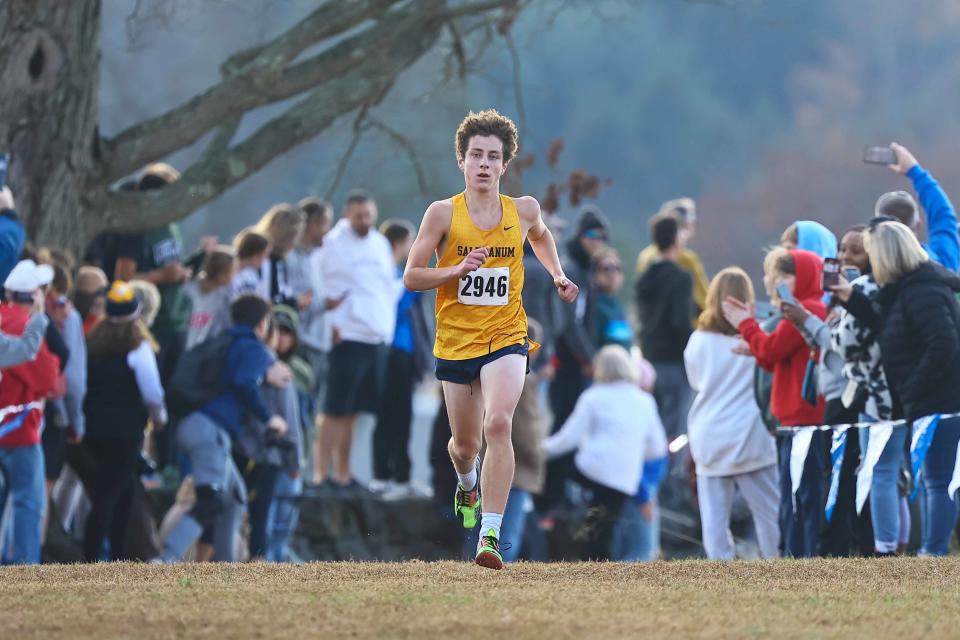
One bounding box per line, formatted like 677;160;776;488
843;266;861;282
755;301;775;320
864;146;896;165
776;283;797;306
0;153;8;188
822;257;840;289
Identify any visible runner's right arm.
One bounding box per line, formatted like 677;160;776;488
403;201;487;292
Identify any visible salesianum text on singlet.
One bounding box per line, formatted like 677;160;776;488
434;192;540;360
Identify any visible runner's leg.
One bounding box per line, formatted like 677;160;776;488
477;354;526;516
443;379;484;478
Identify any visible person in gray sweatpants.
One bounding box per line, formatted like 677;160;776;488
156;295;290;562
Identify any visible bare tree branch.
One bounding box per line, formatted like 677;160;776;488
200;115;241;164
364;117;430;194
219;0;397;76
324;104;371;200
502;32;526;134
103;0;403;181
102;0;515;183
101;8;447;233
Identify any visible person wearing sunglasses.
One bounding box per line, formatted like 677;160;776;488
538;206;610;517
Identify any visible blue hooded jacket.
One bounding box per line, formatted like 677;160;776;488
796;221;837;260
0;210;26;284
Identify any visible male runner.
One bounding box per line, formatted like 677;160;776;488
404;110;578;569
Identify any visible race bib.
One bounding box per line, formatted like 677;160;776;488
458;267;509;306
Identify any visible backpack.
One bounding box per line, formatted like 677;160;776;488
167;332;233;417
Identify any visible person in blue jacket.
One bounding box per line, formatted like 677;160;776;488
155;294;292;562
0;186;25;284
875;143;959;272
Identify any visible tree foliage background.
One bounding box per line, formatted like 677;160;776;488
66;0;960;271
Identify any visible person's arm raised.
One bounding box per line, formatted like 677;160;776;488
518;197;578;303
403;201;488;292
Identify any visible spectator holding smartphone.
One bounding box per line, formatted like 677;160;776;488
831;226;908;556
779;228;874;556
874;143;959;272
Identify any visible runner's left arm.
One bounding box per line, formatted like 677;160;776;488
519;197;578;303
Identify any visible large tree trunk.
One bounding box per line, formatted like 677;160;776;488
0;1;103;252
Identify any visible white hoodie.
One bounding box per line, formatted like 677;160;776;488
683;330;777;477
544;381;667;495
319;219;399;345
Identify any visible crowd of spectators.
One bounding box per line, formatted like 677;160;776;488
2;140;960;564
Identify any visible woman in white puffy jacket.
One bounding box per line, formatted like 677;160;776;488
544;345;667;560
684;267;780;559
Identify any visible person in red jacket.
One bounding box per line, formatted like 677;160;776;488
722;248;827;558
0;260;61;564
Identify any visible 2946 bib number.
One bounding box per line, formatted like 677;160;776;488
458;267;509;306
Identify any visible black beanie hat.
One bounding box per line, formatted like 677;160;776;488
575;205;610;237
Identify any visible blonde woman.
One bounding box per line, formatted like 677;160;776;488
833;219;960;555
253;204;305;308
544;345;667;560
685;268;779;559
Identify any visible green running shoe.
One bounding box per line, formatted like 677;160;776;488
453;459;481;530
475;530;503;570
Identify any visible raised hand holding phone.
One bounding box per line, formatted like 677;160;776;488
822;258;840;289
863;146;897;165
775;282;797;306
827;273;853;303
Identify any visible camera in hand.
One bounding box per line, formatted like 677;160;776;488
822;257;840;289
864;146;896;165
265;429;294;450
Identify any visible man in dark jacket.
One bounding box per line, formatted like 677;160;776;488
635;213;694;441
539;206;609;512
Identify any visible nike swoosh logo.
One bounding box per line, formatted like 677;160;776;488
503;226;515;231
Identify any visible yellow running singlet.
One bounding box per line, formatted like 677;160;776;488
434;193;538;360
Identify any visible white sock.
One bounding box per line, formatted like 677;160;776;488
480;513;503;540
456;459;478;491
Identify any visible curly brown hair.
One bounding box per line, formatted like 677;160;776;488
455;109;519;164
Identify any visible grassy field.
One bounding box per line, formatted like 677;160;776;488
2;558;959;639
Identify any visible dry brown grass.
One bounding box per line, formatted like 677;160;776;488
2;558;959;639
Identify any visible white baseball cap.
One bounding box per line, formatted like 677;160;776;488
4;260;54;293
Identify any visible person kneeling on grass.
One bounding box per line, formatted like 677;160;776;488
543;345;668;561
155;294;290;562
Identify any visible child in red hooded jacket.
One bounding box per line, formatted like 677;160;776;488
722;248;827;558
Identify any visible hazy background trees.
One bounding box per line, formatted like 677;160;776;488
31;0;960;272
